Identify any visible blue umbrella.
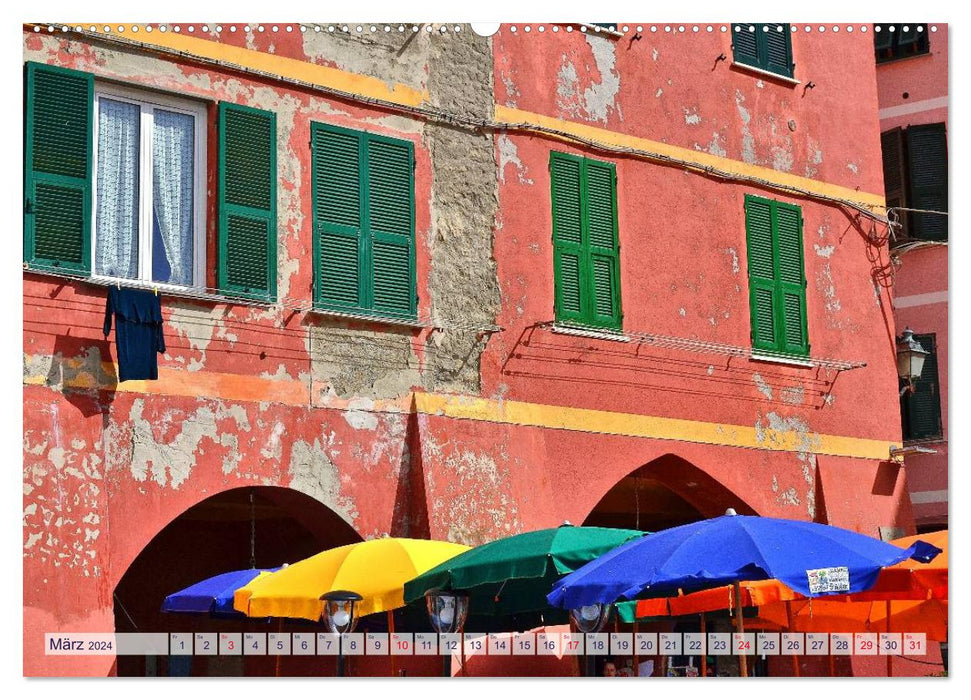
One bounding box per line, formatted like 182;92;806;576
547;512;941;610
162;568;279;616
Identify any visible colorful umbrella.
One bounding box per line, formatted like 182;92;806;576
403;524;646;628
162;568;278;615
547;513;941;609
234;537;469;621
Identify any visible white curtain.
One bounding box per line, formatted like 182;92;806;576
95;99;140;279
152;110;195;286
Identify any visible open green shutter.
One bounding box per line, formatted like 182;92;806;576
904;334;942;440
763;24;794;78
906;123;948;242
775;203;809;355
585;160;621;329
218;103;277;300
745;196;778;351
733;24;760;68
313;124;364;311
24;62;93;274
881;128;908;238
366;135;416;318
550;153;585;325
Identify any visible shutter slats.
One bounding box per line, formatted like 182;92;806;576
733;24;759;65
218;103;277;299
550;152;621;330
25;63;93;273
313;124;415;317
746;195;808;356
906;124;948;242
733;23;793;78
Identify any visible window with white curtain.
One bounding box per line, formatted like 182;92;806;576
92;85;207;289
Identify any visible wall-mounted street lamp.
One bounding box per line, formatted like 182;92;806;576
425;588;469;676
896;328;929;396
320;590;363;676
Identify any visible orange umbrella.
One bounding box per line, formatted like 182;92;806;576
753;598;947;641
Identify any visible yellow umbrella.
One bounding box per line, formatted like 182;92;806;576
234;537;470;621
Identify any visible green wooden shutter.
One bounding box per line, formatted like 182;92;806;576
903;333;942;441
584;160;622;329
218;103;277;300
906;123;948;242
775;202;809;355
366;134;416;318
24;62;93;274
745;196;779;351
763;24;794;78
732;24;760;68
550;153;586;326
313;124;364;311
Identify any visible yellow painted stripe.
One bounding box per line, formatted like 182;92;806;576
23;358;894;460
495;105;887;211
413;392;896;461
85;26;428;107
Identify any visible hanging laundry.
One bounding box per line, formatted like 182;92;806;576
103;286;166;382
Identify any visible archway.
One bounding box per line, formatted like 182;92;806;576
583;453;757;532
113;486;362;677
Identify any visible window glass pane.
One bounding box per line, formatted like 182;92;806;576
95;98;140;279
152;109;195;285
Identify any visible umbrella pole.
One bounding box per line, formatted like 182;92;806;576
886;600;893;677
734;582;748;677
388;611;397;678
785;601;799;677
633;621;640;675
700;613;707;678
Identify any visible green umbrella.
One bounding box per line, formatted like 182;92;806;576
403;524;647;631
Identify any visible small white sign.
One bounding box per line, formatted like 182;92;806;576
243;633;266;655
708;633;731;656
807;566;850;593
831;633;853;656
365;633;389;655
610;632;633;656
757;632;780;655
268;633;290;656
391;633;413;655
513;632;536;656
782;632;805;655
903;633;927;656
292;633;315;655
561;632;584;656
806;633;829;655
586;633;609;656
414;632;438;655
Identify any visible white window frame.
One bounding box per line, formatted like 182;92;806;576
91;82;207;291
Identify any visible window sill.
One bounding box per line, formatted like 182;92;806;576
731;61;800;86
307;307;427;330
876;51;933;66
551;324;631;343
750;351;813;368
903;436;946;447
23;266;276;308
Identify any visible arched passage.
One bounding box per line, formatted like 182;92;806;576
583;453;757;532
113;486;362;677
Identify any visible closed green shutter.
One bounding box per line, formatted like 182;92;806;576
732;25;760;67
312;123;415;318
745;197;778;351
24;62;93;274
550;153;585;325
217;103;277;300
902;333;942;441
906;123;948;242
367;136;416;318
745;195;809;356
585;160;621;328
550;152;622;331
775;203;809;354
763;25;794;77
732;23;794;78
